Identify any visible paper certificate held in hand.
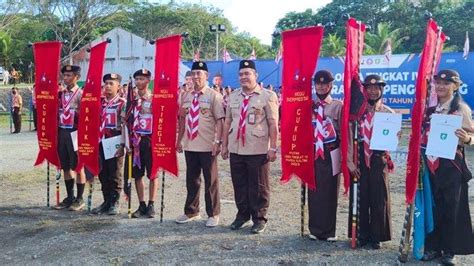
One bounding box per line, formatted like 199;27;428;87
369;112;402;152
102;135;123;160
426;114;462;160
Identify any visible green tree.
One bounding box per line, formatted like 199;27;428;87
365;23;408;55
320;33;345;57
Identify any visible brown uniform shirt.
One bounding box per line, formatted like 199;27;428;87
347;101;395;172
434;97;474;146
180;86;225;152
314;95;343;137
101;95;126;140
13;94;22;108
226;85;279;155
58;85;82;129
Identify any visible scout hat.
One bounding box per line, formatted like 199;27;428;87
313;70;335;84
191;61;208;72
61;65;81;75
133;68;151;79
103;73;122;83
434;69;462;85
239;60;256;70
363;74;386;88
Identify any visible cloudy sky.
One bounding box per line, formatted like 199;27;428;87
163;0;332;45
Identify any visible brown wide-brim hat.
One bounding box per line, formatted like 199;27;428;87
434;69;463;85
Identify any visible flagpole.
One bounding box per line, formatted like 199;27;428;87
127;153;132;219
300;184;306;237
46;162;50;207
55;168;61;206
160;171;165;223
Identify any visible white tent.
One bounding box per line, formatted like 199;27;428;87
73;27;190;85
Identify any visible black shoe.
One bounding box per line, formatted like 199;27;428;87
132;205;147;218
54;197;74;210
251;222;267;234
108;202;120;215
371;241;381;249
421;250;442;261
230;219;250;230
441;254;455;265
91;201;110;215
146;205;156;218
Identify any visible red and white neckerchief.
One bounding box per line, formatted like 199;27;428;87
313;101;325;160
187;91;202;140
236;92;255;146
61;87;79;115
99;94;120;140
360;111;374;168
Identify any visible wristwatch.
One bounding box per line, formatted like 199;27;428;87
269;147;278;152
214;140;222;145
465;136;472;145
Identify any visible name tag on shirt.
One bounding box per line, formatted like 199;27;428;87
105;108;118;129
59;108;75;129
143;101;151;108
248;113;256;125
323;118;337;143
137;113;153;134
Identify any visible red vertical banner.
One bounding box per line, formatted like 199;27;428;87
150;35;181;178
280;26;324;190
33;41;62;168
340;18;366;193
76;41;109;175
405;20;446;203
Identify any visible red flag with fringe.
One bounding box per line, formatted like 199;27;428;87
76;41;109;175
150;35;181;178
405;20;446;203
33;41;62;168
280;26;324;190
340;18;366;193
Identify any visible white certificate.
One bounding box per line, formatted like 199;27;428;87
330;148;341;175
70;130;78;151
369;112;402;151
426;114;462;160
102;135;123;160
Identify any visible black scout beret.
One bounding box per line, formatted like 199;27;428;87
239;60;256;70
103;73;122;83
133;68;151;79
434;69;463;85
313;70;334;84
363;74;386;88
191;61;208;72
61;65;81;75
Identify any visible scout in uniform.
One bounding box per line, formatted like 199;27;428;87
221;60;279;234
175;61;225;227
308;70;343;241
421;70;474;265
347;74;395;249
91;73;126;215
11;87;23;133
125;69;158;218
55;65;87;211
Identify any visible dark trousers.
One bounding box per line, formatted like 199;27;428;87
308;148;339;238
12;107;21;133
184;151;220;217
349;150;392;242
425;157;474;255
99;143;124;202
229;153;270;224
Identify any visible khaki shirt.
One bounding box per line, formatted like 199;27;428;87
13;94;22;108
59;85;82;113
347;101;395;172
226;85;279;155
433;97;474;146
180;86;225;152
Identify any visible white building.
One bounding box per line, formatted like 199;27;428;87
72;27;190;84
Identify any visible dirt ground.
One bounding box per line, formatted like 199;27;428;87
0;126;473;265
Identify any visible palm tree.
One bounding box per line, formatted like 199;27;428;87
0;31;12;67
321;33;345;57
365;22;408;55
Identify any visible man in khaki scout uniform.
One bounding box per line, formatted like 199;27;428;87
222;60;279;234
176;61;224;227
55;65;87;211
